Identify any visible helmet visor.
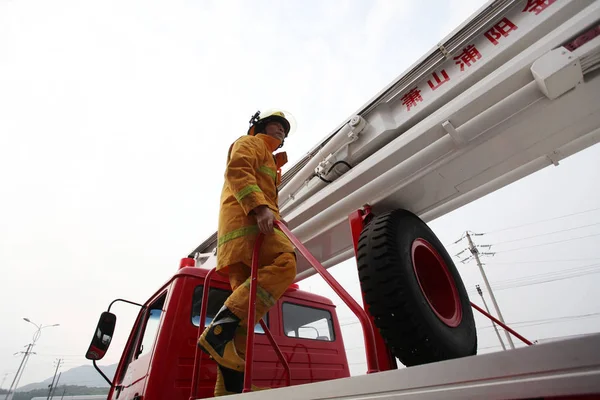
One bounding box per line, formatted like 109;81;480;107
259;109;297;137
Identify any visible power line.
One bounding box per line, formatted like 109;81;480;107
467;265;600;295
495;232;600;253
486;257;600;265
492;222;600;245
34;354;86;359
482;263;600;286
482;207;600;235
495;264;600;286
466;262;600;294
532;333;598;342
481;315;598;330
445;231;484;247
495;269;600;290
477;312;600;331
468;266;600;293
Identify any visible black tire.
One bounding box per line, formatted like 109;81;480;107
357;209;477;366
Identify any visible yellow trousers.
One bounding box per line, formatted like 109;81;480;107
223;252;296;358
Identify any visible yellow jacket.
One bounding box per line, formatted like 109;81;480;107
216;134;294;271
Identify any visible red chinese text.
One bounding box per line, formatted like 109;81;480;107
484;17;518;45
453;45;482;71
522;0;556;15
401;88;423;111
427;70;450;91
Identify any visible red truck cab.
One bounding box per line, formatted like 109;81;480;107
87;265;350;400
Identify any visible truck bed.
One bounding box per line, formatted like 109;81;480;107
215;333;600;399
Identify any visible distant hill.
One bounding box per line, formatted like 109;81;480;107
16;364;117;392
6;385;108;400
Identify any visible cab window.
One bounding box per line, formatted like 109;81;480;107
135;293;166;359
191;285;268;333
283;302;335;341
114;291;166;392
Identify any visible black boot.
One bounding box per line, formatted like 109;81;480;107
198;306;245;371
215;365;244;395
214;365;270;396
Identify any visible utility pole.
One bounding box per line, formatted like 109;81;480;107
6;318;59;400
5;344;33;400
60;386;67;400
47;359;62;400
11;343;36;399
1;372;11;390
49;372;61;400
476;284;506;351
466;232;515;349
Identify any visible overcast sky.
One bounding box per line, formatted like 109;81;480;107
2;0;599;389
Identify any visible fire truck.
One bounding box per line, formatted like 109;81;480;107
85;0;600;398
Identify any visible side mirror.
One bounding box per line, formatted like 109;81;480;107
86;312;116;361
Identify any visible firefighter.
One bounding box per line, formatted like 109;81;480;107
198;109;297;395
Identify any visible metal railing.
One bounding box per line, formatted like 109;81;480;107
190;216;532;397
189;265;291;398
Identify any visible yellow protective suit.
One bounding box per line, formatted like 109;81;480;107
216;133;297;347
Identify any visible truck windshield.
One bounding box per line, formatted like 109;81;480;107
190;285;267;334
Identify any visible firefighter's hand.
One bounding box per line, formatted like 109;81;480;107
254;205;275;234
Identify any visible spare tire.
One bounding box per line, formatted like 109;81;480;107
357;209;477;366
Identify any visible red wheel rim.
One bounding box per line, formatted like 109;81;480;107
411;238;462;327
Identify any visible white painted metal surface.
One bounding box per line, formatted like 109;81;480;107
287;0;600;279
217;333;600;400
279;115;367;205
193;0;600;282
531;47;584;99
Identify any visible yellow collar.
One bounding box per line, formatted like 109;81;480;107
256;134;282;152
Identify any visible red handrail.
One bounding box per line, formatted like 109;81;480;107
243;233;264;392
189;267;216;399
259;319;291;387
243;232;292;391
470;301;533;346
191;260;291;397
244;222;383;392
274;222;380;373
196;219;383;395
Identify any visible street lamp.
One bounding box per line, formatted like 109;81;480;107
6;319;60;399
23;318;60;344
